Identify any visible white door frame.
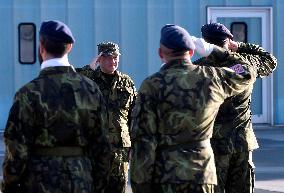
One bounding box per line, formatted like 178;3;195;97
207;7;274;124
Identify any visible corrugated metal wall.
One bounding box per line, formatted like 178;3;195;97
0;0;283;129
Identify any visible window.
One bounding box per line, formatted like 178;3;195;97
18;23;36;64
230;22;247;43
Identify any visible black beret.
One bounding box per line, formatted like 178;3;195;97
160;24;195;51
97;42;121;56
39;20;75;43
201;23;233;40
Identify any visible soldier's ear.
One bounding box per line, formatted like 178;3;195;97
66;43;73;53
158;47;163;59
39;41;46;60
189;49;194;57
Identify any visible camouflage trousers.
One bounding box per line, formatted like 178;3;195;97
18;156;94;193
214;151;255;193
104;148;129;193
131;183;215;193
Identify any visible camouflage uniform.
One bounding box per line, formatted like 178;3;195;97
77;65;136;193
194;42;277;193
2;66;112;193
130;46;258;193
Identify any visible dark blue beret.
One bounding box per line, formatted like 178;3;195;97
40;20;75;43
201;23;233;40
160;24;195;51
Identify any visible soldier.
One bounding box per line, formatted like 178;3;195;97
1;20;112;193
193;23;277;193
130;24;258;193
76;42;136;193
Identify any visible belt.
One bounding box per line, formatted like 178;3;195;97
32;147;84;156
157;139;210;152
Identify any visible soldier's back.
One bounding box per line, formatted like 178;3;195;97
4;66;108;193
131;58;255;185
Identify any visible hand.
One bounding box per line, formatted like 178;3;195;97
228;39;238;52
89;52;102;70
191;36;214;57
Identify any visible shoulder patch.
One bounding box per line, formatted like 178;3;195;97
230;64;245;74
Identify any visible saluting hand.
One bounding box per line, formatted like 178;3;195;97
228;39;239;52
90;52;103;70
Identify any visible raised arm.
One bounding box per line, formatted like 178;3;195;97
233;41;277;77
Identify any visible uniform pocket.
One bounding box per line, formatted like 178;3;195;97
117;88;132;108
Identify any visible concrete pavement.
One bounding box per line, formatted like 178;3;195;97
253;126;284;193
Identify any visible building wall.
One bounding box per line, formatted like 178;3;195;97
0;0;283;129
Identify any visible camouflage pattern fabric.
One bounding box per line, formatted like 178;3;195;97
77;66;136;193
194;42;277;193
237;42;277;78
194;42;277;154
104;148;129;193
77;66;136;149
132;182;215;193
214;151;254;193
2;66;112;193
130;47;257;192
21;156;94;193
98;42;121;56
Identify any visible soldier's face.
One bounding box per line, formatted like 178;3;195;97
99;55;119;74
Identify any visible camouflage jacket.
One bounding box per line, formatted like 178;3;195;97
2;66;112;193
194;42;277;154
77;66;136;149
130;47;257;188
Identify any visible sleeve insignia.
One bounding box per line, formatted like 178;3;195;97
230;64;245;74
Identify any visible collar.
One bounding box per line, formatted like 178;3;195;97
39;66;76;77
41;54;71;70
161;58;192;70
